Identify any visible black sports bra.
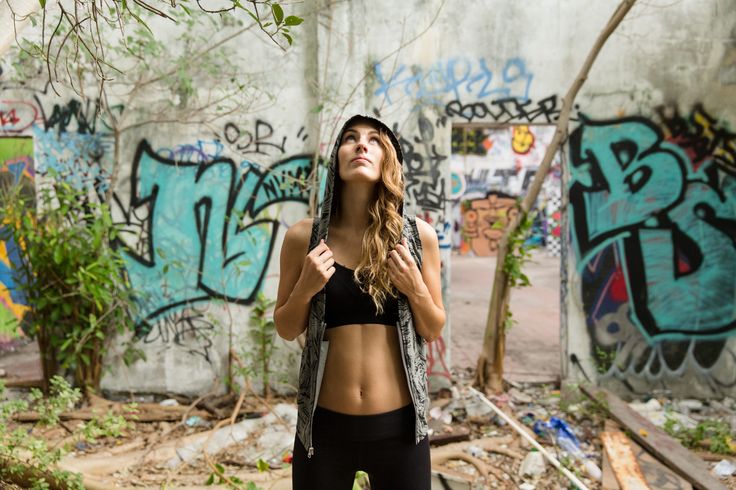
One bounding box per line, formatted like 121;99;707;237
324;262;399;329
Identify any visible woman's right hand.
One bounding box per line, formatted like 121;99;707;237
294;239;335;298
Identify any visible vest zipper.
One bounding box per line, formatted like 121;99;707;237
307;320;328;458
396;301;418;422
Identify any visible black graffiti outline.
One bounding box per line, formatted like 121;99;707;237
142;307;216;362
395;121;448;212
571;115;736;340
445;95;579;124
219;119;289;155
584;252;736;394
116;140;317;335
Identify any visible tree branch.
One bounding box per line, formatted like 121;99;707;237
474;0;638;394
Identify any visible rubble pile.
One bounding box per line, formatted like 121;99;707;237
2;365;735;488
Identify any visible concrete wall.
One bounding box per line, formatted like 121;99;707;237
1;0;734;397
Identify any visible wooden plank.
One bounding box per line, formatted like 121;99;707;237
429;426;471;446
601;430;651;490
581;385;726;490
603;420;691;490
602;438;622;490
631;438;692;490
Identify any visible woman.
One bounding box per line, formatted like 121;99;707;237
274;115;445;489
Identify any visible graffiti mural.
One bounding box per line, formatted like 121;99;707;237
0;137;34;341
374;57;533;106
569;107;736;394
460;192;517;256
451;125;561;255
115;140;316;337
445;94;577;124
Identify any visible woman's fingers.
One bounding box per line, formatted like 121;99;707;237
389;250;406;269
322;257;335;271
309;239;328;256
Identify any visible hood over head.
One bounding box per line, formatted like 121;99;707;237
311;114;405;245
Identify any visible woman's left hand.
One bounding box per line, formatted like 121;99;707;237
388;238;427;298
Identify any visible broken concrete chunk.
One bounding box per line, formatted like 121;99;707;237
713;459;736;478
518;451;546;477
508;387;533;404
464;397;493;418
675;399;704;413
166;403;297;468
628;399;697;429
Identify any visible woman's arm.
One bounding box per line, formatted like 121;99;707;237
273;219;335;341
388;218;446;342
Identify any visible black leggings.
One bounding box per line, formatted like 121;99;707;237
292;404;431;489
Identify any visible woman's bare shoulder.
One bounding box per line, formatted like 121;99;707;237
414;216;439;247
282;218;314;252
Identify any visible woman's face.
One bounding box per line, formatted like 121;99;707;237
337;122;385;184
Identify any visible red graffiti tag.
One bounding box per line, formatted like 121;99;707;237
0;100;39;133
427;335;452;380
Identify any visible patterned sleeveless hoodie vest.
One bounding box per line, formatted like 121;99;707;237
295;115;429;457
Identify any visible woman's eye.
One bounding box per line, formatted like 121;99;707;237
344;134;356;142
369;136;379;144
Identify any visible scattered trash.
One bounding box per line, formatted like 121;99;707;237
518;451;547;477
520;413;536;426
0;368;6;377
533;416;601;481
713;459;736;478
159;398;180;407
518;483;536;490
169;404;297;468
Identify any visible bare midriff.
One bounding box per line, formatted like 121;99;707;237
317;323;412;415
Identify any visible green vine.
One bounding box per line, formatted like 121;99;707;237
498;208;537;330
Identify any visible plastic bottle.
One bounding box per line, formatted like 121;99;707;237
534;416;602;481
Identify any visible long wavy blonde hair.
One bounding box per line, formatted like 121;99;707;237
331;124;404;313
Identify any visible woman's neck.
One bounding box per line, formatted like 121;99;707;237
334;182;374;231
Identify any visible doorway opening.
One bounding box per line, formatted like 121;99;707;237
448;124;562;383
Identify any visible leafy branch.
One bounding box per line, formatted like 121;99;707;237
6;0;303;98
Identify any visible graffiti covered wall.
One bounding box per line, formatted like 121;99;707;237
568;104;736;397
3;0;734;397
